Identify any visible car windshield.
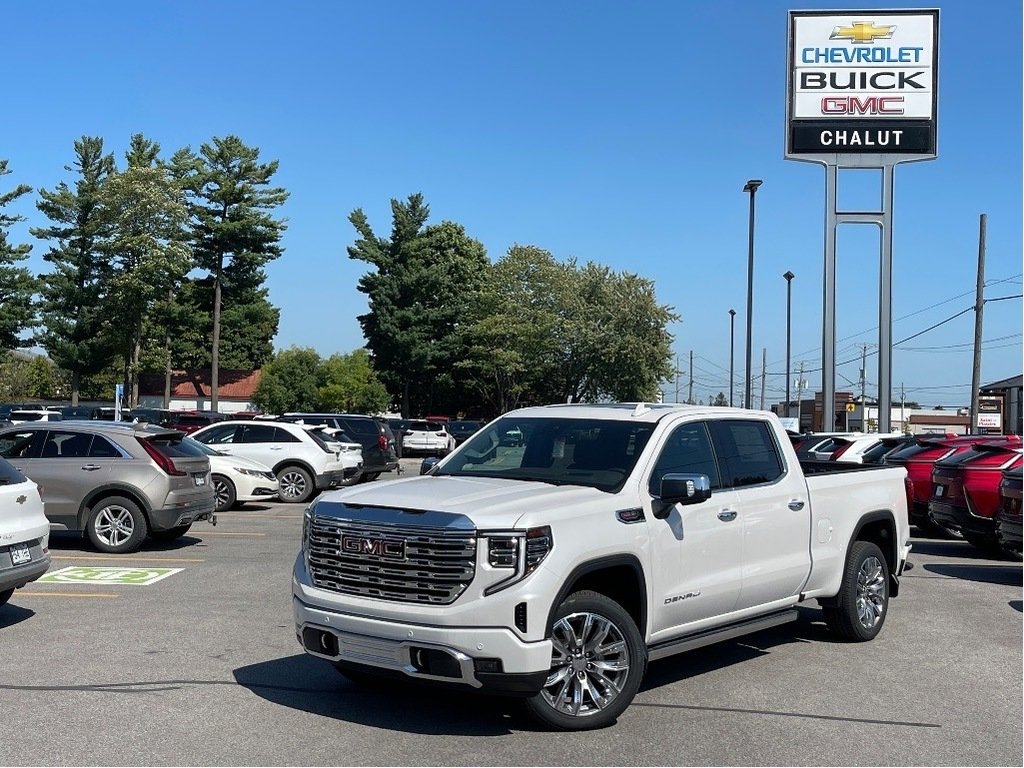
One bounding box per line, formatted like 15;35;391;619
434;416;655;493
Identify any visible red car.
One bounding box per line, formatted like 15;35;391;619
884;434;983;537
929;442;1023;557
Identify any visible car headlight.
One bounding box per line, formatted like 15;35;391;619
483;526;553;595
236;468;269;477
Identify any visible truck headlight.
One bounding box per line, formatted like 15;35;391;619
484;526;552;595
302;502;316;572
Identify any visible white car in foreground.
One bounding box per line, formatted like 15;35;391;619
1;456;51;607
185;438;281;511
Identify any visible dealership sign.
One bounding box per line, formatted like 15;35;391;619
787;9;938;157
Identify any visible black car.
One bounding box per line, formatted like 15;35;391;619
447;420;486;446
995;466;1022;558
278;413;399;480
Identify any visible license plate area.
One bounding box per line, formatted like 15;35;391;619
193;473;206;486
934;485;945;498
10;543;31;566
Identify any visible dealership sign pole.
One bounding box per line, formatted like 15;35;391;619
786;9;938;432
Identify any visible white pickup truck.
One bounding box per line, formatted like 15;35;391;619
292;403;910;730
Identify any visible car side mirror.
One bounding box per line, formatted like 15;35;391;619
651;473;712;519
420;457;441;475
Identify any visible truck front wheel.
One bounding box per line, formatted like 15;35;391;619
523;590;646;730
822;541;889;642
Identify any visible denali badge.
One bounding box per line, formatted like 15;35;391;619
340;535;406;560
664;591;701;605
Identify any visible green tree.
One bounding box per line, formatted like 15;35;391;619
711;392;729;406
24;356;57;399
102;134;191;407
0;159;36;350
348;194;488;416
32;137;117;405
318;348;390;413
175;136;288;409
251;347;322;414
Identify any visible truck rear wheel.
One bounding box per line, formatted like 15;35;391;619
822;541;889;642
523;590;646;730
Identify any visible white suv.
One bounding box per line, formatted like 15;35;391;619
401;420;456;456
190;421;362;503
1;456;50;607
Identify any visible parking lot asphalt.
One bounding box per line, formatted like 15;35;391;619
1;459;1021;766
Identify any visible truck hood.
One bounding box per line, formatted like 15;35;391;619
312;474;610;529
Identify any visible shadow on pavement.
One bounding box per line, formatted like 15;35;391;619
923;563;1023;587
0;602;35;629
47;531;210;554
233;653;537;735
1010;600;1022;613
909;540;990;559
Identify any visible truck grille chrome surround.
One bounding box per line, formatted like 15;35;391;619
308;510;477;604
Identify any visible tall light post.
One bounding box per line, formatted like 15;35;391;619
728;309;736;407
742;179;762;411
783;270;795;417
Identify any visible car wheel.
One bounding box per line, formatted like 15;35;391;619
523;590;646;731
360;472;380;483
212;474;236;512
962;530;1004;558
277;465;314;503
151;524;192;541
0;588;13;607
822;541;889;641
87;496;148;554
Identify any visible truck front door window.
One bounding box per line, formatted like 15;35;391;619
648;422;721;495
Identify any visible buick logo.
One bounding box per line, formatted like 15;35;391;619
341;535;406;560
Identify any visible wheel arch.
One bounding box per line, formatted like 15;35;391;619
848;509;900;597
272;459;317;478
79;484;153;532
545;554;648;640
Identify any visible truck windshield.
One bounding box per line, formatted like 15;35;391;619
434;417;654;493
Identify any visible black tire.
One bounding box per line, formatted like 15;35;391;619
277;465;314;503
0;588;13;607
822;541;889;642
87;496;149;554
151;524;192;541
212;474;236;512
360;472;380;483
523;590;646;731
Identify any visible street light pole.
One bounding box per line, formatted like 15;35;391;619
728;308;736;407
743;179;762;411
783;270;795;417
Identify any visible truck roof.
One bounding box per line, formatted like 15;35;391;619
506;402;775;424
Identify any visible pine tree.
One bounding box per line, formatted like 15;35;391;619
0;159;36;350
31;137;117;405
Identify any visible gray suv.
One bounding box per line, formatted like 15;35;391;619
0;421;215;554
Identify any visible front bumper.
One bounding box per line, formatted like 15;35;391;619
995;518;1022;552
293;596;551;695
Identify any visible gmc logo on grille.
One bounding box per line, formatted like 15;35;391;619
340;535;406;560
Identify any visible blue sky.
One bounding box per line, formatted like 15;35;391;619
4;0;1021;408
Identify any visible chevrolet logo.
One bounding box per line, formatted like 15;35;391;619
16;495;26;504
830;21;895;44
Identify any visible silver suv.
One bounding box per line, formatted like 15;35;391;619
0;421;215;554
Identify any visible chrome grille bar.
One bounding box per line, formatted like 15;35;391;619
309;517;477;604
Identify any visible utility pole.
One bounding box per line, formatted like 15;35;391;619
858;343;874;431
900;382;906;433
970;213;987;434
688;350;694;404
760;348;767;410
795;362;805;429
674;354;680;403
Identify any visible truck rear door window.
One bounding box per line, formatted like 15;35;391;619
709;420;784;488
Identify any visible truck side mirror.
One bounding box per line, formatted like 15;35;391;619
651;473;712;519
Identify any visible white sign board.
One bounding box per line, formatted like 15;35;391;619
787;9;939;158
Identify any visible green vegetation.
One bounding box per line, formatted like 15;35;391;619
1;145;678;416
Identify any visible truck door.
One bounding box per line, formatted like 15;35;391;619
709;419;810;610
643;421;743;638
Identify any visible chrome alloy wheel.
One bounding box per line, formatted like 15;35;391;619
213;478;232;509
856;555;886;630
541;611;630;718
279;470;308;501
94;505;136;548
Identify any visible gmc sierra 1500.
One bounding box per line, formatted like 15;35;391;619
293;403;910;730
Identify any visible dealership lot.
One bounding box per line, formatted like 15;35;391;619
1;463;1021;767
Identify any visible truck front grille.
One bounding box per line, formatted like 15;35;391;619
308;518;477;604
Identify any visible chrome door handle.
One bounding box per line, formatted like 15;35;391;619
788;500;806;511
80;464;102;471
717;510;738;522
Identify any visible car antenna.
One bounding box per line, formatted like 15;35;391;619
632;403;651;417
